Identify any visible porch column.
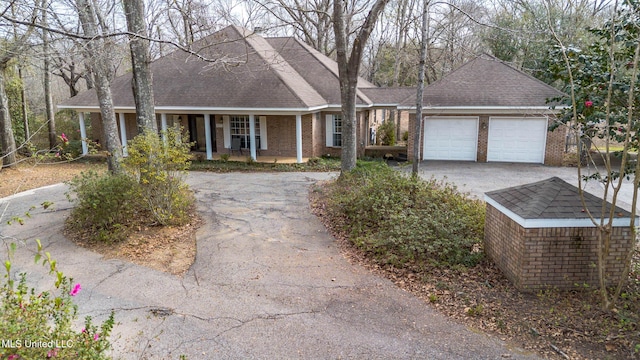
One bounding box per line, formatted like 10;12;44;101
249;114;257;161
204;113;213;160
118;112;128;156
78;112;88;155
295;114;303;163
160;113;168;142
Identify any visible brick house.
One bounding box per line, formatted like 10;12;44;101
58;27;565;164
402;55;567;165
484;177;637;291
58;25;411;163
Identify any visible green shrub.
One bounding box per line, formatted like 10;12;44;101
377;121;396;146
328;165;485;268
121;128;194;226
1;240;114;359
66;171;142;242
219;153;230;162
402;131;409;142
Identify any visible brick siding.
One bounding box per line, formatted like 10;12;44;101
485;204;635;291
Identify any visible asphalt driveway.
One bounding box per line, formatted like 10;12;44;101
0;167;578;359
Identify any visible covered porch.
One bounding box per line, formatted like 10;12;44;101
191;152;310;164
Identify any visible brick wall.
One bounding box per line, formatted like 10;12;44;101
485;204;635;291
545;120;568;166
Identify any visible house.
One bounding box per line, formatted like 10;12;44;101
58;28;566;165
58;25;399;163
401;54;567;165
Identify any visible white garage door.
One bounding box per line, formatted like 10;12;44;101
487;117;547;163
423;117;478;161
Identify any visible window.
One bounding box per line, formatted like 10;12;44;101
332;115;342;147
230;115;260;149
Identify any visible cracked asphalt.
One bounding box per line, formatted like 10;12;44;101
0;170;550;359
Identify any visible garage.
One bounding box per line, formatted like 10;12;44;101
487;117;547;163
423;117;478;161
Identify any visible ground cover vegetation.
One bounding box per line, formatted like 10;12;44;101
310;163;640;359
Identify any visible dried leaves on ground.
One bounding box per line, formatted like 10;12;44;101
309;180;640;360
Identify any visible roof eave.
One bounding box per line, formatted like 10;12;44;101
57;104;330;115
399;106;567;114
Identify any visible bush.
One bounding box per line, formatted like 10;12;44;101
66;171;142;242
328;165;485;267
121;129;193;226
1;241;114;359
377;120;396;146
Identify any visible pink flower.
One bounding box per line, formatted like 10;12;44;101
585;100;593;108
55;152;60;158
47;348;58;358
69;283;81;296
93;333;100;341
60;133;68;143
8;355;20;360
81;328;86;333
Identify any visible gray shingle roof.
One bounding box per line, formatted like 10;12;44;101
486;177;632;220
360;87;417;105
61;26;328;110
60;26;385;111
401;54;565;108
265;37;374;105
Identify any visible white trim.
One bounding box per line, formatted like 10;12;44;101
223;115;230;148
398;106;567;114
296;114;303;163
204;113;213;160
58;105;329;114
118;113;128;157
249;114;257;160
78;112;88;155
485;196;637;228
259;116;267;150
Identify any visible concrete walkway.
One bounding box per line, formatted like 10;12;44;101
0;170;543;359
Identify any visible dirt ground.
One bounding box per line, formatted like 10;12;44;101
0;160;199;276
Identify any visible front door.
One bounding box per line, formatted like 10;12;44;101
188;115;217;152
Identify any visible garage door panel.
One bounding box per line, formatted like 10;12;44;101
487;118;546;163
423;118;478;161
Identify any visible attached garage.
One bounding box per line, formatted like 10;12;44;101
487;117;547;164
423;117;478;161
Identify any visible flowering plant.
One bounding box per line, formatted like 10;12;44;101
0;240;114;359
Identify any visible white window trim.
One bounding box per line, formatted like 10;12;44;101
325;114;342;147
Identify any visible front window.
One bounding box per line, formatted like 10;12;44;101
333;115;342;147
230;115;260;148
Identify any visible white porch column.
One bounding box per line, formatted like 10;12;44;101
249;114;257;160
160;113;168;142
204;113;213;160
118;112;128;156
295;114;303;163
78;112;88;155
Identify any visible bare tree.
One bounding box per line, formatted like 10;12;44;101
0;1;41;168
42;1;57;149
412;0;429;176
333;0;390;173
76;0;123;173
123;0;157;134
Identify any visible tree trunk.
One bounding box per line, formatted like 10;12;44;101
123;0;157;134
18;67;30;143
42;5;57;150
76;0;122;173
412;0;429;176
333;0;390;174
0;65;17;168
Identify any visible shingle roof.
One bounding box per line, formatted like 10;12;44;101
360;87;417;105
265;37;374;105
486;177;632;220
60;26;389;111
61;26;328;110
401;54;565;108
